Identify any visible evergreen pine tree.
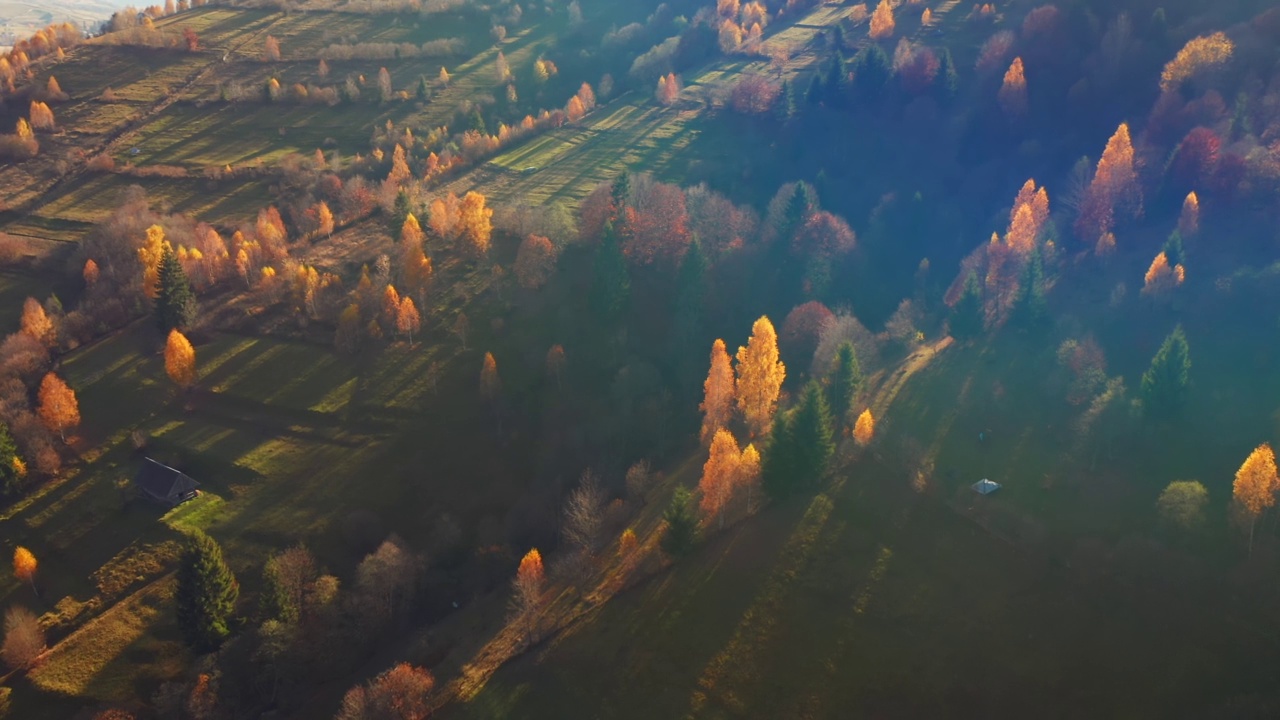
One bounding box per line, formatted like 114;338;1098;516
1011;249;1047;330
1163;230;1185;268
762;411;798;499
156;245;196;332
175;531;239;652
468;107;486;133
670;238;708;393
417;75;430;101
660;487;698;558
822;58;844;107
937;47;958;103
950;272;984;340
611;172;630;212
805;72;824;105
831;24;845;52
853;45;891;102
590;220;630;324
1141;325;1191;419
829;341;862;426
0;423;22;496
790;381;835;488
388;189;413;235
775;79;796;121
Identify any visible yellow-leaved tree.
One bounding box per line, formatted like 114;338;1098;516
853;408;875;446
12;546;36;591
699;429;741;528
1233;443;1278;555
165;329;197;390
735;316;785;437
699;339;736;445
138;224;169;299
458;191;493;257
37;372;79;441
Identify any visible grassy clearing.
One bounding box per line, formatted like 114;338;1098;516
32;173;268;229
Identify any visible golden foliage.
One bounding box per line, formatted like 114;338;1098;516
264;34;281;61
1233;444;1278;550
699;429;741;525
735;316;785;437
164;329;196;389
869;0;895;40
998;57;1027;118
380;284;400;329
316;201;334;237
1141;251;1184;297
480;351;500;403
700;339;736;445
37;372;78;439
28;101;54;131
656;72;680;105
853;408;875;446
1178;191;1199;237
920;7;931;24
396;296;420;342
1160;32;1232;94
458;191;493;257
12;546;36;585
1157;480;1208;529
138;224;168;299
19;297;54;347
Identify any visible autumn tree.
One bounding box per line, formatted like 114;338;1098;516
1140;325;1190;419
264;35;281;61
336;663;435;720
1;606;44;670
655;72;680;105
83;259;100;287
458;191;493;257
829;341;862;427
37;372;78;441
1233;444;1278;554
1075;123;1141;243
853;408;875;446
510;548;545;640
1178;192;1200;237
699;429;742;528
1157;480;1208;531
1160;32;1233;94
1141;251;1185;298
139;224;167;299
175;530;239;651
998;57;1027;118
399;214;433;309
163;329;197;390
19;297;54;347
260;545;319;623
735;316;786;437
317;201;334;238
156;244;197;332
660;487;698;558
396;297;420;344
12;547;36;591
700;339;736;445
479;351;501;406
514;234;556;290
869;0;894;39
28;101;54;131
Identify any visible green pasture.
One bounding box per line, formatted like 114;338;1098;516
32;173;268;228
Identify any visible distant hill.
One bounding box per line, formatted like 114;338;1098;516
0;0;126;48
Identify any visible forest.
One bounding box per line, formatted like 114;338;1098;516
2;0;1280;717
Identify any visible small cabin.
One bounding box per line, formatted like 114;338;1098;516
134;458;200;507
971;478;1001;495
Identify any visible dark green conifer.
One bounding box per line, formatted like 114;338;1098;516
156;245;196;333
762;411;798;499
791;381;835;488
1011;249;1048;330
590;220;630;324
175;531;239;652
937;47;958;103
1163;230;1185;268
417;75;430;101
670;238;708;392
829;341;862;426
1141;325;1191;419
660;487;698;558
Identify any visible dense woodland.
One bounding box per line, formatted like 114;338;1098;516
2;0;1280;717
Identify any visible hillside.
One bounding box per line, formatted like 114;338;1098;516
3;0;1280;718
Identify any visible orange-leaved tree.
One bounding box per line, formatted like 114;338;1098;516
37;372;79;441
699;429;741;528
19;296;55;347
1075;123;1140;243
1233;443;1278;554
998;57;1027;118
1178;191;1199;237
700;338;736;445
511;547;545;639
735;316;785;437
165;329;197;390
1160;32;1232;94
853;408;875;446
1141;251;1184;298
396;296;420;344
546;344;566;388
13;546;36;591
316;201;334;238
480;351;501;405
138;224;168;300
737;442;762;515
869;0;895;40
457;191;493;257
